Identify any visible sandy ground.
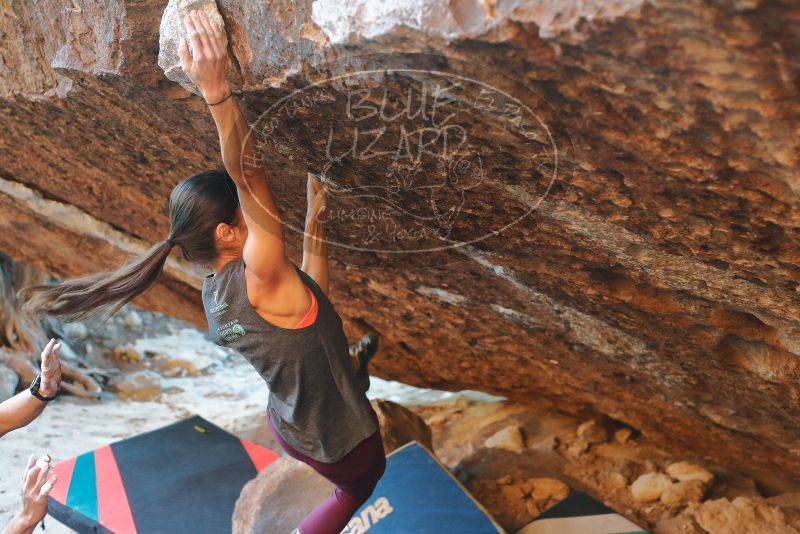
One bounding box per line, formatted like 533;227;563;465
0;345;497;532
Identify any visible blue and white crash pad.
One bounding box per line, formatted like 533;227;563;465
342;441;503;534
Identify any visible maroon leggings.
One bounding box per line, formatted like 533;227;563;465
267;408;386;534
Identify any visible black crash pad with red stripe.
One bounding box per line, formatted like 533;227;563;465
47;415;278;534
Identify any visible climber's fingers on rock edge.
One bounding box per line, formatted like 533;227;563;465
196;11;225;59
178;38;192;73
181;11;205;60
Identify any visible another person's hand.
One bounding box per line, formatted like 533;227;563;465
177;5;230;104
38;339;62;398
306;173;328;224
3;455;57;534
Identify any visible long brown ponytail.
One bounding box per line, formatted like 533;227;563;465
19;170;239;321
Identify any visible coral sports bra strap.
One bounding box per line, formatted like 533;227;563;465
294;286;318;329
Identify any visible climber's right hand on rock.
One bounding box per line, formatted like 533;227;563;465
306;173;328;224
178;6;230;105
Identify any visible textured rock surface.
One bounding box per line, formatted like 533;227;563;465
370;398;433;453
484;425;526;452
666;461;715;485
1;0;799;489
631;472;675;503
159;0;231;92
660;479;706;509
684;496;800;534
232;456;332;534
473;474;570;531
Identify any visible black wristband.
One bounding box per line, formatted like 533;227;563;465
29;374;58;402
206;92;233;106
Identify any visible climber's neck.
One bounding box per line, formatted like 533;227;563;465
211;252;243;273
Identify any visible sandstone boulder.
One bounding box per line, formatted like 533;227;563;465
769;493;800;512
666;461;715;486
661;479;706;508
614;428;633;444
484;425;526;453
470;474;570;532
370;398;433;454
630;472;674;503
566;438;590;458
108;370;162;401
526;477;570;503
653;514;706;534
690;497;800;534
576;419;609;445
158;0;230;93
127;330;225;377
232;456;332;534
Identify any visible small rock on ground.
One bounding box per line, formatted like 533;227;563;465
666;461;715;485
661;480;706;508
108;370;162;401
631;472;674;502
484;425;526;452
577;419;609;444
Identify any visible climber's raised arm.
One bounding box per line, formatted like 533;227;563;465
179;10;291;286
302;173;329;295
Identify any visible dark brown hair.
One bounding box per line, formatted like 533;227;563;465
19;170;239;321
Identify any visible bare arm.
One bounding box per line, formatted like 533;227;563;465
0;392;45;439
302;173;329;295
0;340;61;438
179;10;292;286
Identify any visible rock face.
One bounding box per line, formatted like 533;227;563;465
680;496;800;534
233;399;429;533
1;0;799;488
370;398;433;453
473;475;570;531
232;456;332;534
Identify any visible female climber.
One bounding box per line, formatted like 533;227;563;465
20;9;385;534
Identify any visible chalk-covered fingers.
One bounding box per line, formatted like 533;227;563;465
22;464;40;494
178;11;204;81
179;10;230;101
39;475;57;497
182;11;207;58
22;455;54;496
196;11;225;58
21;454;36;484
193;11;215;55
17;455;54;529
36;459;57;497
39;339;61;398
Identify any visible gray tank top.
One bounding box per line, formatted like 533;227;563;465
201;259;377;463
